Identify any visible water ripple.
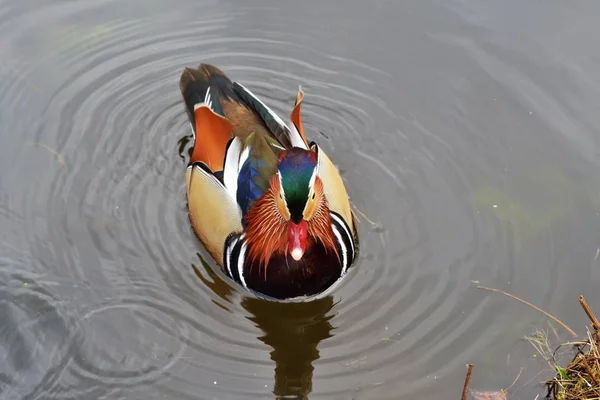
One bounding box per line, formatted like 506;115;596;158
0;0;553;399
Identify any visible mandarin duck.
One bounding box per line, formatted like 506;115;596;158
179;64;358;300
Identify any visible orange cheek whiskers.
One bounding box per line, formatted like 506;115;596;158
244;188;287;279
308;195;340;262
244;187;340;280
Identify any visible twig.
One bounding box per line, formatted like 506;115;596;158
504;367;524;392
517;368;550;393
579;295;600;344
478;286;577;337
461;363;474;400
25;141;66;167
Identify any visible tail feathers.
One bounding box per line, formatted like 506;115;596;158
180;64;237;127
180;64;235;172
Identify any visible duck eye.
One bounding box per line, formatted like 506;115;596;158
311;192;315;200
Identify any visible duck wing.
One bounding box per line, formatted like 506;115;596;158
180;65;245;266
233;82;309;150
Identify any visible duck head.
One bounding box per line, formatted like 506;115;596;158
244;147;339;269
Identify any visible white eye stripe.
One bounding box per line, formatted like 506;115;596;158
308;165;318;187
277;171;284;195
277;171;289;206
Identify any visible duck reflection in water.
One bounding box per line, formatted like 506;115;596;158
192;254;337;399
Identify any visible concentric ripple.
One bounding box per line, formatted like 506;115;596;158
2;0;595;399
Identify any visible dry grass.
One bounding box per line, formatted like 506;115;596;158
544;296;600;400
460;292;599;399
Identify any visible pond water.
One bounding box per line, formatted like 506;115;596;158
1;0;600;399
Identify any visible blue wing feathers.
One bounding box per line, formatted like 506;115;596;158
237;158;269;223
234;132;279;221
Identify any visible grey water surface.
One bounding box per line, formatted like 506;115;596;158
1;0;600;399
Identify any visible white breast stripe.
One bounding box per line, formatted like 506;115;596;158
330;213;354;256
332;224;348;275
237;242;248;289
225;237;236;278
